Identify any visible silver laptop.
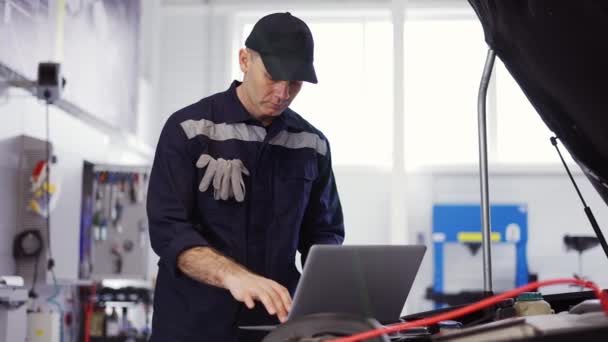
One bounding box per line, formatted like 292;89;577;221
240;244;426;330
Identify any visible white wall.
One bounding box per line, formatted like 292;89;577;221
156;4;239;127
335;167;393;245
158;9;208;124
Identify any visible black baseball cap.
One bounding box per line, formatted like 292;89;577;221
245;12;317;84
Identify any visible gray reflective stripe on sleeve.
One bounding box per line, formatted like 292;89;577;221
269;130;328;156
180;118;266;142
181;118;327;156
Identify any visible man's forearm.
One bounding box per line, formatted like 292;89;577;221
177;246;246;288
177;246;293;322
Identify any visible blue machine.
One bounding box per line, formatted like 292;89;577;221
432;204;528;305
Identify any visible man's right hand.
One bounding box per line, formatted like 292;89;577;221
177;246;292;323
223;269;292;323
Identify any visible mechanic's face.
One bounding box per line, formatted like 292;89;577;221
238;49;303;122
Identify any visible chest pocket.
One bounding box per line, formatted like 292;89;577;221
274;156;318;220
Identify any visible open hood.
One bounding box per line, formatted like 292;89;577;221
468;0;608;205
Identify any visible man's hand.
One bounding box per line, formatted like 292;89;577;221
224;269;292;322
177;247;292;322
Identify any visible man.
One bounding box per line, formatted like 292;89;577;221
147;12;345;342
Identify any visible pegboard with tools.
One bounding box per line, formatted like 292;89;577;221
79;161;150;280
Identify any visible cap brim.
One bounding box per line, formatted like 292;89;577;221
260;54;318;84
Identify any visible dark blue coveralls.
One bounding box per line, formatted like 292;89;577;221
147;81;345;341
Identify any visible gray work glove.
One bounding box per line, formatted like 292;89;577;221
196;154;250;202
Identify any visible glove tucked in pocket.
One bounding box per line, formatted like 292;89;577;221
196;154;250;202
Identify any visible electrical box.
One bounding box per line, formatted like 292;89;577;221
0;285;28;342
27;311;60;342
13;135;54;288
